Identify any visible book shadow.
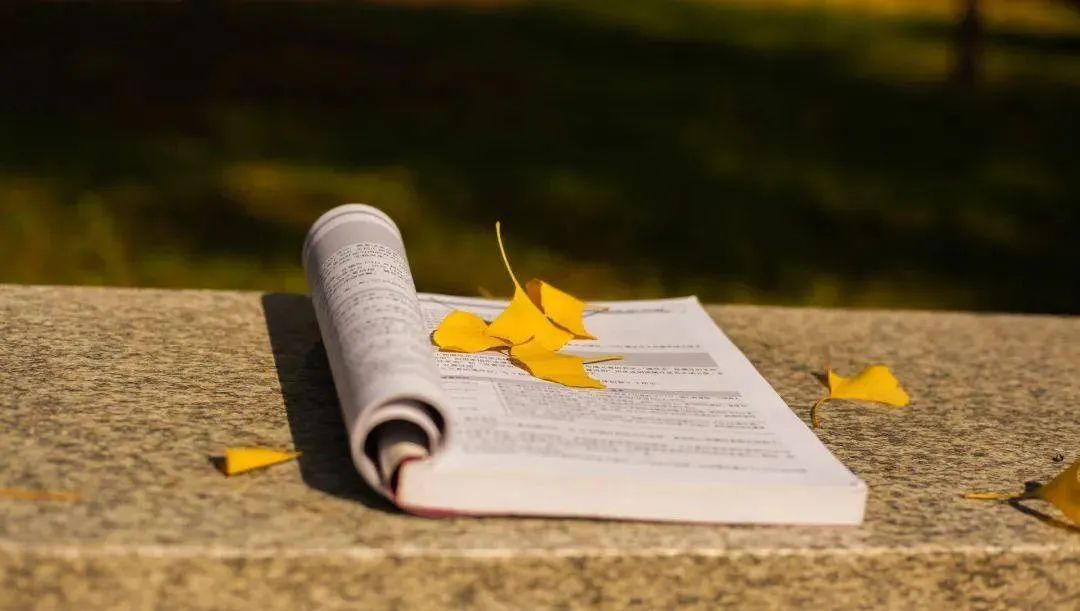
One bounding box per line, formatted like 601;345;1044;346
260;292;398;513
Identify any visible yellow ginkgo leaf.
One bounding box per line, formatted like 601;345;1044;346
485;222;574;351
432;310;511;353
220;448;301;476
1034;457;1080;524
811;365;910;428
964;457;1080;526
509;339;620;389
526;278;596;339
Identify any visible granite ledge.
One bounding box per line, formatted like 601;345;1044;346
1;284;1079;609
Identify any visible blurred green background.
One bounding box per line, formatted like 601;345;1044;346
2;0;1078;312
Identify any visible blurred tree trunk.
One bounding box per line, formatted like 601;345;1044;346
952;0;982;84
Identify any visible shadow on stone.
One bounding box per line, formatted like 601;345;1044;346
207;455;227;475
260;291;397;512
1008;484;1080;534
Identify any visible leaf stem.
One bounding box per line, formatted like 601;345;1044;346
494;221;521;289
0;488;81;502
810;396;828;428
963;489;1039;501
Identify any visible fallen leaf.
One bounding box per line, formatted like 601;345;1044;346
509;339;620;389
964;457;1080;525
485;222;574;351
430;221;621;388
219;448;301;476
432;310;511;353
811;365;910;427
526;279;596;339
1033;457;1080;523
0;488;80;502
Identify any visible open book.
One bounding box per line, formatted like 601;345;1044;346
303;204;866;524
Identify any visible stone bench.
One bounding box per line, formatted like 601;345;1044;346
2;284;1078;608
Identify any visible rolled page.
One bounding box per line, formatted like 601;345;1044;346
375;418;431;489
303;204;448;498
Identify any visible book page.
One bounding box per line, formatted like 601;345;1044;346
303;205;450;497
303;204;863;522
399;294;865;522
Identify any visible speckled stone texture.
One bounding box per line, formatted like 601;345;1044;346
1;285;1078;610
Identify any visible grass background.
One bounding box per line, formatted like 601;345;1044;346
2;0;1078;312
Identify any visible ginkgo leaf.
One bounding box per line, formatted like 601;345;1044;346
485;222;574;351
526;278;596;339
1033;457;1080;523
509;339;620;389
964;457;1080;525
432;310;511;353
429;221;621;387
811;365;910;428
220;448;301;476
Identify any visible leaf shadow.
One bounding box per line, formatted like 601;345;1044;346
207;455;227;475
1008;500;1080;534
1000;480;1080;534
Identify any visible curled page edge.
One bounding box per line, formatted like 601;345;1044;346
303;203;451;500
358;400;440;495
375;416;432;490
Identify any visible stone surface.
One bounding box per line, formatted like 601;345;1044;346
1;284;1079;609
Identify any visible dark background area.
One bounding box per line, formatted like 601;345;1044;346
2;0;1078;312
